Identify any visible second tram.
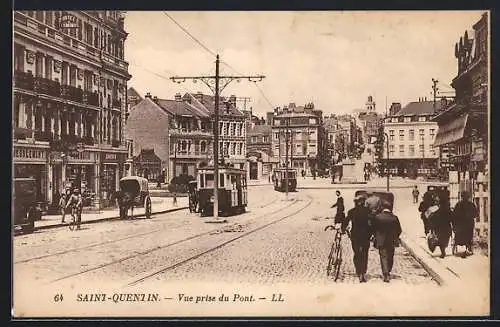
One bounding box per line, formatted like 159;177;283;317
273;168;297;192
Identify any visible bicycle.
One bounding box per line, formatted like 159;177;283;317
324;223;350;282
68;206;80;231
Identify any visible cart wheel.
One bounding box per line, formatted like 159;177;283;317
145;196;152;219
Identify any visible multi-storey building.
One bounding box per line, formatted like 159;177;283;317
382;99;442;176
126;86;142;122
270;102;326;174
433;12;488;182
13;11;131;206
247;124;273;180
125;92;246;182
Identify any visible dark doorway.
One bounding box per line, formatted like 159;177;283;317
250;162;258;180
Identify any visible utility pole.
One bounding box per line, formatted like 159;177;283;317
171;54;265;222
432;78;439;112
384;132;390;192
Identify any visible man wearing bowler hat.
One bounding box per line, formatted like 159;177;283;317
342;194;372;283
371;198;402;282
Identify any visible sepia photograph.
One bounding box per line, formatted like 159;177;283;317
12;10;490;318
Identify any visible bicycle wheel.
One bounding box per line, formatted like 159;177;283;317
326;240;337;276
68;213;76;231
333;242;343;282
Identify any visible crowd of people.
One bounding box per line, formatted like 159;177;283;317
418;188;479;259
330;190;402;283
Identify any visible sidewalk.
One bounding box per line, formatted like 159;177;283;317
394;198;489;287
35;197;189;231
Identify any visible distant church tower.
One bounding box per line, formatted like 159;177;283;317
365;95;376;112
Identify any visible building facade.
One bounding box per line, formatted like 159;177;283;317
270;103;326;174
13;10;131;207
133;149;161;180
247;124;274;180
433;12;488;182
382;99;441;177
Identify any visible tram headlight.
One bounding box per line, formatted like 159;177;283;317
210;196;215;203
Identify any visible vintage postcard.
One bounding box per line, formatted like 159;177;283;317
12;10;490;318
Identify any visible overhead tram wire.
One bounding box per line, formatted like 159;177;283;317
162;11;216;58
221;61;276;111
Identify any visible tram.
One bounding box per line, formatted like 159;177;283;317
273;168;297;192
197;166;248;217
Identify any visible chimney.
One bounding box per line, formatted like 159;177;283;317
266;112;274;125
174;93;182;102
282;106;289;114
145;92;152;99
152;96;158;103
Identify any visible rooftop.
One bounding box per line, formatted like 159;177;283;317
394;100;442;116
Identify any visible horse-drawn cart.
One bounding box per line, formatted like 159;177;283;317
117;176;152;219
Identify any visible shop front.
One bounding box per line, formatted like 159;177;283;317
13;145;48;203
100;152;126;207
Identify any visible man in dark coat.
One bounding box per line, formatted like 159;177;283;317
429;193;453;258
330;190;345;224
371;199;402;282
418;191;434;235
452;191;479;257
342;194;372;283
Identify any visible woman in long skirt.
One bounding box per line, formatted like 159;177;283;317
429;193;453;258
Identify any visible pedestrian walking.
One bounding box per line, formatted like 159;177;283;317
172;192;178;207
371;198;402;283
428;193;453;258
452;191;479;258
342;194;372;283
330;190;345;225
418;191;434;235
59;193;67;223
412;186;420;204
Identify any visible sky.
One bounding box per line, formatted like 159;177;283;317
124;11;486;117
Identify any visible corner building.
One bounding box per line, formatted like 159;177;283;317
13;11;131;207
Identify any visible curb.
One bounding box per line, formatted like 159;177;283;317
398;233;459;286
34;206;189;231
297;185;416;190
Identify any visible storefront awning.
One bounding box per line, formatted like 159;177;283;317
433;114;469;147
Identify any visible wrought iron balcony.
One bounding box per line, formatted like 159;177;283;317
60;85;83;103
83;91;99;106
34;77;60;97
14;70;34;91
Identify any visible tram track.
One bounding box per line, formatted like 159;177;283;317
45;195;297;284
16;194;281;265
125;194;313;287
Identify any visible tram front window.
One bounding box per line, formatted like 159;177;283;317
288;172;295;179
205;174;214;188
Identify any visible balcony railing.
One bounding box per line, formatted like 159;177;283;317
34;77;60;97
112;99;122;109
14;70;34;91
61;85;83;103
84;91;99;106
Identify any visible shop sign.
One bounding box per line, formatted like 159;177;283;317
68;151;92;161
59;14;79;29
14;148;46;160
102;152;122;163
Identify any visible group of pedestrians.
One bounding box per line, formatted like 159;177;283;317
58;188;83;229
417;188;479;259
330;191;402;283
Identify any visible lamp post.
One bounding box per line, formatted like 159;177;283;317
384;132;390;191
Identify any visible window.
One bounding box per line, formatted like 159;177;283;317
389;145;395;156
404;117;411;122
14;44;24;72
409;145;415;156
69;65;77;86
224;122;229;136
219;122;223;135
35;11;44;21
251;136;257;143
263;136;268;143
430;146;436;156
77;19;83;40
418;116;426;122
44;11;53;26
275;132;279;140
391;118;398;123
201;141;206;153
309;118;316;124
399;130;404;141
409;129;415;141
399;145;404;155
389;130;395;141
419;144;424;154
84;23;93;45
419;129;425;140
44;56;53;79
35;53;44;77
430;129;435;139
